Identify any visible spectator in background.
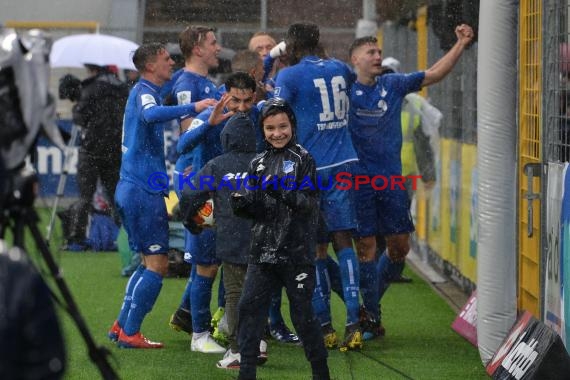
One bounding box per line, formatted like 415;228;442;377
58;64;129;251
248;32;276;60
124;69;140;89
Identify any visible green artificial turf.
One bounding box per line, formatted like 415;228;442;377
16;209;488;379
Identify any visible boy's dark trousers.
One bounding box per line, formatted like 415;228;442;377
237;263;329;380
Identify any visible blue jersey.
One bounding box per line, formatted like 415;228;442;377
172;70;217;123
172;71;217;179
160;68;184;101
120;79;202;195
349;72;425;176
274;56;358;170
177;105;263;175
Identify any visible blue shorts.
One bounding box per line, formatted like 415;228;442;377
115;180;169;255
318;163;357;232
183;228;218;266
353;183;414;238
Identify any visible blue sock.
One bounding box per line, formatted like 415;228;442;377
337;247;360;325
377;250;405;321
268;288;284;326
218;268;226;309
359;261;379;320
124;268;163;335
117;265;145;328
191;273;214;333
312;258;331;325
326;255;343;301
179;265;196;311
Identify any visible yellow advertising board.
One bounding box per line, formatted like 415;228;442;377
458;144;478;282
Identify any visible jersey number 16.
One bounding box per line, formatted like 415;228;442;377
313;76;348;122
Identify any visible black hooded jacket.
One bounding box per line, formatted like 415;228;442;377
231;124;319;266
180;114;257;265
72;72;129;158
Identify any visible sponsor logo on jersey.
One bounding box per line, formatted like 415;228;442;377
376;99;388;116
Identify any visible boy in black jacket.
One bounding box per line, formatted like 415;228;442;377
180;113;262;368
231;98;329;380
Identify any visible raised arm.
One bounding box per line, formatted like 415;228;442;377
422;24;474;87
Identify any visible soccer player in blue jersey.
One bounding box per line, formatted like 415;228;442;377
176;71;261;354
107;43;215;349
273;22;362;351
348;24;474;340
168;25;222;350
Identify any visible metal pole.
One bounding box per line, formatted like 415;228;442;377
46;123;79;242
362;0;376;20
260;0;268;30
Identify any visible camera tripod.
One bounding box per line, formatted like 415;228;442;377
0;171;118;380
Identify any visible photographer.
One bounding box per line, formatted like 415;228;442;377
58;64;129;250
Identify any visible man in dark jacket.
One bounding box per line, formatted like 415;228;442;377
231;99;329;380
180;113;259;369
59;64;129;249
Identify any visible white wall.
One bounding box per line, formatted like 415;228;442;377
0;0;113;27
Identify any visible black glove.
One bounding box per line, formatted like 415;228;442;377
182;217;203;235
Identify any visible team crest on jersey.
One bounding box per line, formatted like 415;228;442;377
274;87;281;97
283;160;295;174
205;87;211;94
177;91;192;105
355;90;363;96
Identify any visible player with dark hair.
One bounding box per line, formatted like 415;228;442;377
348;25;474;339
273;22;362;351
106;42;215;348
172;71;262;353
231;98;330;380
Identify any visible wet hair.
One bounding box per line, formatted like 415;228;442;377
286;22;325;65
231;50;261;73
259;97;297;132
132;43;166;72
179;25;216;59
225;71;257;93
349;36;379;58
